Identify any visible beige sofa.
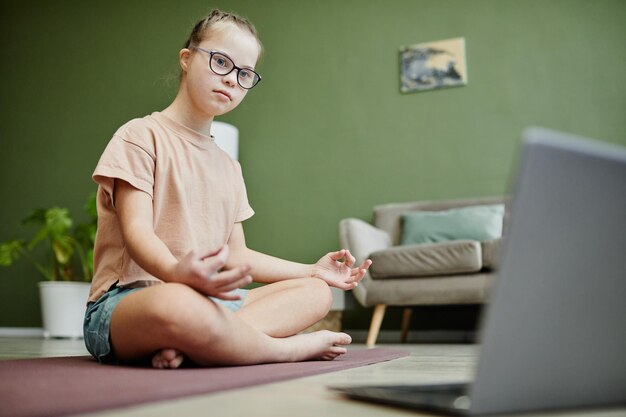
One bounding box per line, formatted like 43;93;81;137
339;196;509;346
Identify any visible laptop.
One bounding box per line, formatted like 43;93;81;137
331;127;626;415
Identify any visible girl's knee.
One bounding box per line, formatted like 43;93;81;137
302;278;333;314
145;284;200;318
142;283;227;337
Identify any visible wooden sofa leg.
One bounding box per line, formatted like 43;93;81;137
401;307;412;343
367;304;387;348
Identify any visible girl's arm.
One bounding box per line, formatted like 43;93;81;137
114;179;252;298
225;222;371;290
225;221;312;282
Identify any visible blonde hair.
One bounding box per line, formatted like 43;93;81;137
183;9;263;59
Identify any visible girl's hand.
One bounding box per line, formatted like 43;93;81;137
311;249;372;290
173;245;253;300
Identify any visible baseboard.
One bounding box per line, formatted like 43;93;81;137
0;327;45;338
344;329;477;344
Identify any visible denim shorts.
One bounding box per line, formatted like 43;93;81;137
83;284;248;364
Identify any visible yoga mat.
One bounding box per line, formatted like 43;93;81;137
0;347;408;417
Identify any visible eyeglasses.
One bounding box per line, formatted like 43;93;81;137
192;47;262;90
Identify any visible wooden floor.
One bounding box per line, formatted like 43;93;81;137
0;337;622;417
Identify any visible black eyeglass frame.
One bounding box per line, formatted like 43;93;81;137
192;46;262;90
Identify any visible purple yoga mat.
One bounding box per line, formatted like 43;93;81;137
0;347;408;417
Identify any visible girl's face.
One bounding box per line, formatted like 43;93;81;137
180;23;260;118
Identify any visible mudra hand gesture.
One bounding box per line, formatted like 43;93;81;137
312;249;372;290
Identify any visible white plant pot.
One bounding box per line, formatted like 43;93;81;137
38;281;90;339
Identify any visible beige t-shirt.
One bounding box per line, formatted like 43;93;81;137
88;112;254;303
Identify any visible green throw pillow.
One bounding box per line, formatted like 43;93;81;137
401;204;505;245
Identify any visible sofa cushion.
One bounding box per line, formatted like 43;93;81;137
481;238;502;269
400;204;505;245
369;240;483;279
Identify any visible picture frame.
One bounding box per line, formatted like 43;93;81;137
400;37;468;93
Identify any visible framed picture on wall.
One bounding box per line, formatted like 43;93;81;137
400;37;467;93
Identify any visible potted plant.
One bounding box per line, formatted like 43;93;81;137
0;193;97;338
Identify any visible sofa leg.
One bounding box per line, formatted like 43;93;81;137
367;304;387;348
401;307;412;343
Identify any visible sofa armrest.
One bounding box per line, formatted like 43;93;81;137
339;218;391;264
481;238;503;270
369;240;483;279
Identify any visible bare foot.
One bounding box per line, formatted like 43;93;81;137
152;348;184;369
285;330;352;362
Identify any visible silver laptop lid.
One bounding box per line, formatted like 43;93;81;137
469;127;626;415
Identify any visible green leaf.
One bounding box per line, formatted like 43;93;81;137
27;227;48;251
22;208;47;226
51;236;74;265
45;207;73;237
0;240;25;266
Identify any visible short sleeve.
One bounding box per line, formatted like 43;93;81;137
233;160;255;222
92;134;156;205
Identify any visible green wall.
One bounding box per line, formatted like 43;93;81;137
1;0;625;328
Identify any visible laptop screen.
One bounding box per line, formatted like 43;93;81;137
469;127;626;414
